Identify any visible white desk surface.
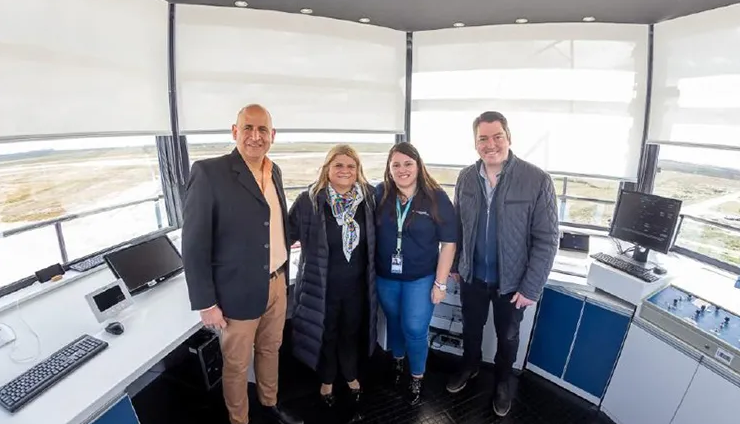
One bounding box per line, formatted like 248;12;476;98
0;268;202;424
0;232;298;424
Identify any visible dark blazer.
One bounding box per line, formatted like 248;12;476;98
182;148;290;321
288;184;378;371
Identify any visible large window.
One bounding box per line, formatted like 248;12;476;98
175;5;405;134
0;0;170;138
0;136;168;288
648;4;740;149
653;144;740;268
186;133;395;203
411;23;648;181
648;4;740;271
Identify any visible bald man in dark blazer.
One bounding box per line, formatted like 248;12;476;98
182;104;302;424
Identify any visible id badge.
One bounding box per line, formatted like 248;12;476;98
391;254;403;274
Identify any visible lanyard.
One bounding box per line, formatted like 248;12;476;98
395;196;413;253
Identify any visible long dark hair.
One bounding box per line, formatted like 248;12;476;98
379;142;443;223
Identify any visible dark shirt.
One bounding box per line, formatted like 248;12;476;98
473;164;500;284
375;184;457;281
324;200;368;290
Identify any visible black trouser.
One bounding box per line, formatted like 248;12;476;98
461;278;525;382
318;277;365;385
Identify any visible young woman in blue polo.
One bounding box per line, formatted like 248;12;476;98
374;142;457;405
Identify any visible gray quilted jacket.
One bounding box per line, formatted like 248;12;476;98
452;152;559;302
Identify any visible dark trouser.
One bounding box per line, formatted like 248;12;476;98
461;278;525;382
318;277;365;385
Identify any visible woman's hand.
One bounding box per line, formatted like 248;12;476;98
431;286;446;305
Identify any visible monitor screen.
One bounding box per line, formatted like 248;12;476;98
609;190;682;254
92;284;126;312
104;235;182;293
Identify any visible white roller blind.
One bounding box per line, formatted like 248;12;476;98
412;24;648;180
175;5;406;134
0;0;171;138
650;4;740;148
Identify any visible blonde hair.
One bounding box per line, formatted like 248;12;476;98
309;144;370;204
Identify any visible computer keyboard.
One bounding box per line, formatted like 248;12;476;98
590;252;660;283
0;334;108;413
68;254;106;272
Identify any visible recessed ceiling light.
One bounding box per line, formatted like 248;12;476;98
583;16;596;22
453;22;465;28
515;18;529;24
234;1;248;7
359;17;370;23
300;8;313;14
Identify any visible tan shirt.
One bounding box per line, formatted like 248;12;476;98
249;157;287;273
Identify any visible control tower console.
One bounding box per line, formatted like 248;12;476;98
587;189;682;304
640;285;740;373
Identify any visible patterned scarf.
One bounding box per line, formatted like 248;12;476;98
327;183;364;262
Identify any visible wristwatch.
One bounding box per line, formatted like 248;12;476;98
434;280;447;292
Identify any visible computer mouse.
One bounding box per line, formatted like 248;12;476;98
105;321;125;336
653;266;667;275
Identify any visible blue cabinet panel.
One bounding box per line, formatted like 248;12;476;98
563;302;630;398
527;288;583;377
92;395;140;424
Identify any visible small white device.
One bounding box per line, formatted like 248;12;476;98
0;323;16;348
85;279;134;323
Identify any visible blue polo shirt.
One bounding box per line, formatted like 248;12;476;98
375;183;457;281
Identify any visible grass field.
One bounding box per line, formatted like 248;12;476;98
1;141;738;266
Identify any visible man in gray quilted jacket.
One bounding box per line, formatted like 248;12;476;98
446;111;559;417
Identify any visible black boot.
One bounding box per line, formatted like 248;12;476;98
446;366;479;393
392;357;404;387
407;376;423;406
493;379;512;417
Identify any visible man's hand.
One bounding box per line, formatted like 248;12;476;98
200;306;227;331
510;292;535;309
431;286;446;305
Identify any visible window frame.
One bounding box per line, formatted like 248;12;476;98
0;134;183;298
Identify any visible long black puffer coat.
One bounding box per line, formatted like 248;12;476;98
287;184;378;371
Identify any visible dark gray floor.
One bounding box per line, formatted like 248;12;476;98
132;325;615;424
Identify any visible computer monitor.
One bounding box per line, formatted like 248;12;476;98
609;189;682;263
104;235;183;294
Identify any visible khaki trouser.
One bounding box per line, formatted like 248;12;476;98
221;271;287;424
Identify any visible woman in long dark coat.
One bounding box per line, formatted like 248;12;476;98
288;144;378;407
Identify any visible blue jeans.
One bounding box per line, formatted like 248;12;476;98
376;274;435;376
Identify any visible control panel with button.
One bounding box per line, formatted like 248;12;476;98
640;285;740;374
